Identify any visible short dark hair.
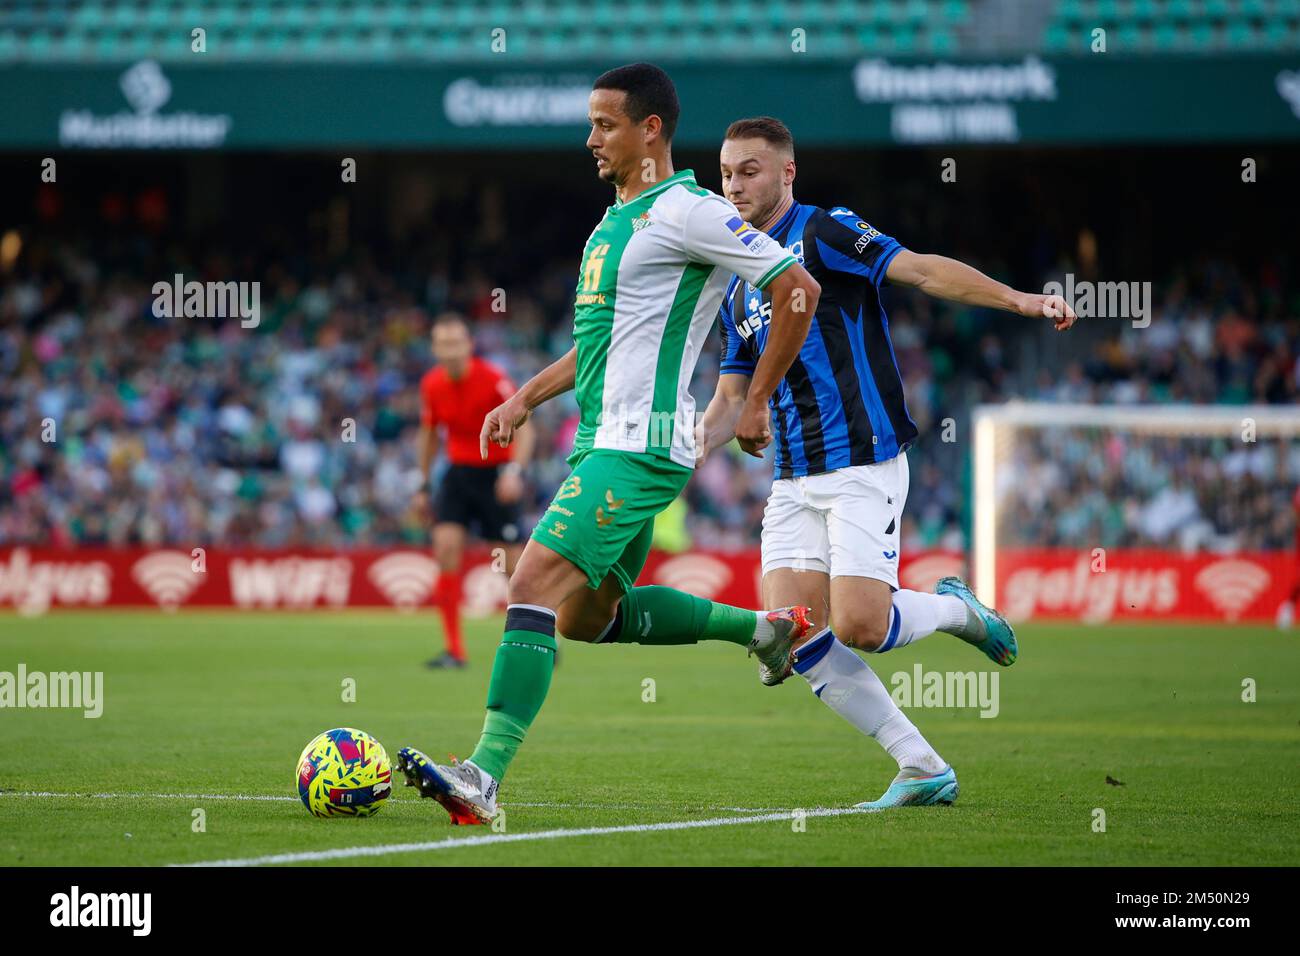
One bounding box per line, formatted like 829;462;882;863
593;63;680;143
432;311;469;333
724;116;795;155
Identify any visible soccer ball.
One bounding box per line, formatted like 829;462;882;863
295;727;392;818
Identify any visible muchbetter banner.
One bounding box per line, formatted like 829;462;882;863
1;55;1297;149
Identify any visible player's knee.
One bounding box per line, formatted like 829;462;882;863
833;610;891;651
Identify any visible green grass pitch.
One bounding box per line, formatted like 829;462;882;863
1;611;1296;866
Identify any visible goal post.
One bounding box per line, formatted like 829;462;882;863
971;402;1300;615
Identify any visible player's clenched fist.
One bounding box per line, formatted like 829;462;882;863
734;401;772;458
1018;292;1077;331
479;395;531;458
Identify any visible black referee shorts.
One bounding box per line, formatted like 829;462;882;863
433;464;521;543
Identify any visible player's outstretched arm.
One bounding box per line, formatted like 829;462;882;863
736;264;820;456
885;250;1076;330
695;372;751;465
480;347;576;458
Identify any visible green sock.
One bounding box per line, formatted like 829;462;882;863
613;585;759;647
467;607;557;783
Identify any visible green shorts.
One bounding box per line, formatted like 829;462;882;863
532;447;692;592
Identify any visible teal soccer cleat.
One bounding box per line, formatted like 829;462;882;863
936;575;1018;667
855;766;959;811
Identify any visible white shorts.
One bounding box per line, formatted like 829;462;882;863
760;454;909;588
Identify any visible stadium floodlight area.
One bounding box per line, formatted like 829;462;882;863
971;403;1300;608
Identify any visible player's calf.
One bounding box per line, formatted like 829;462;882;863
555;576;624;643
829;607;892;652
834;588;984;656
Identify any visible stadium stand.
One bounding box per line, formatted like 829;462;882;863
3;0;1297;65
2;218;1294;552
1045;0;1300;53
0;0;975;62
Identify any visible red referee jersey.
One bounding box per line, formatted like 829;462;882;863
419;356;516;467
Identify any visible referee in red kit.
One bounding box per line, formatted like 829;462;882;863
414;312;533;667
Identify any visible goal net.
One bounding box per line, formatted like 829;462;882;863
970;403;1300;624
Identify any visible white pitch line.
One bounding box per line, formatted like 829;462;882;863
0;791;785;813
174;807;872;867
0;790;298;802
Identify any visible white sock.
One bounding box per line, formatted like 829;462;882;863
873;590;969;653
792;629;946;774
750;611;774;645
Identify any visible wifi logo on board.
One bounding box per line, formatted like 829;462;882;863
654;554;732;600
369;553;439;609
1194;559;1270;621
132;550;203;610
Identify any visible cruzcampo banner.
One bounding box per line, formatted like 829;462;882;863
1;54;1297;149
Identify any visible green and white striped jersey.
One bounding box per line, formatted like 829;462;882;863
571;169;797;469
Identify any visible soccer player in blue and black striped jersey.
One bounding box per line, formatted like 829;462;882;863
697;116;1076;809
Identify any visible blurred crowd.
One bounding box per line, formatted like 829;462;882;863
1;232;1297;554
999;431;1298;551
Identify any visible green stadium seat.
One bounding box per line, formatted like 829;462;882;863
315;8;344;30
1058;0;1086;20
662;0;694;27
589;4;618;29
941;0;970;24
1153;19;1183;48
888;24;918;53
1093;0;1122;22
74;7;108;29
926;28;958;54
1188;19;1215;46
1225;19;1259;47
833;0;864;28
1043;22;1076;51
1263;18;1294;47
856;24;883;53
1116;22;1143;48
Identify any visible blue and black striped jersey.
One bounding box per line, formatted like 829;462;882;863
718;201;918;479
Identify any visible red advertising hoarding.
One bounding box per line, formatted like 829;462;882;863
0;547;1291;623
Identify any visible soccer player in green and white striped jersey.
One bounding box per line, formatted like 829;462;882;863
396;63;823;825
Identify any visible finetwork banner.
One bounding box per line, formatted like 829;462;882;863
0;547;1292;623
1;55;1298;148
